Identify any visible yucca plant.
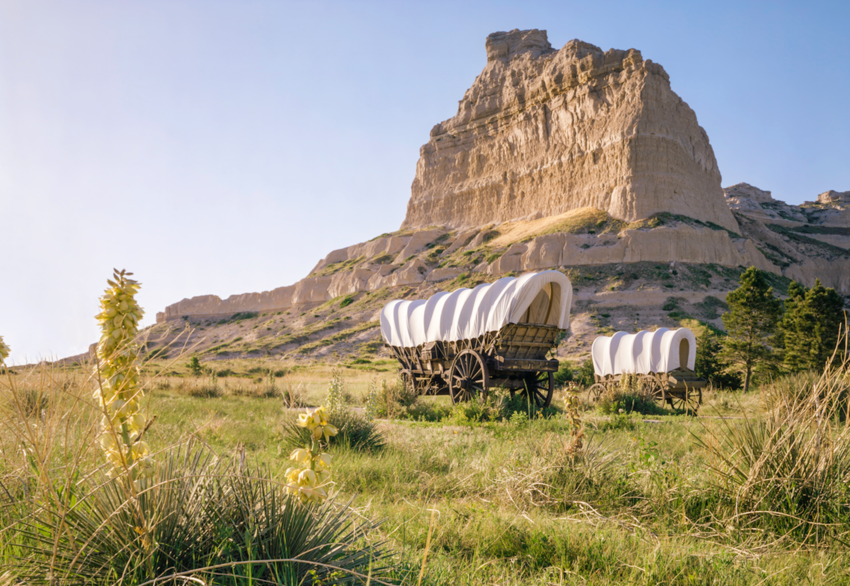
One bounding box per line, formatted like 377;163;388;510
93;269;153;482
0;271;393;585
282;408;386;454
695;333;850;544
9;440;389;585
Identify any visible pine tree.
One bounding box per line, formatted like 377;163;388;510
694;326;742;389
781;279;846;372
720;267;783;393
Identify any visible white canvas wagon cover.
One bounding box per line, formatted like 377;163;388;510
380;270;573;349
591;328;697;377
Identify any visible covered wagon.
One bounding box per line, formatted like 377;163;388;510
588;328;706;413
380;270;573;408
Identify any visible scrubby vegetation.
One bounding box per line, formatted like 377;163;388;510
2;265;850;584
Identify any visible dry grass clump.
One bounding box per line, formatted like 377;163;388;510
696;336;850;545
280;379;307;408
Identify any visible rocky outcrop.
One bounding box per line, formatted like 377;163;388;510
818;190;850;205
403;29;739;234
486;225;776;275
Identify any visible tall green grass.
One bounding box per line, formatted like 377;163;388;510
695;339;850;545
0;360;388;584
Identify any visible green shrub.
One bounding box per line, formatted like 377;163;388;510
553;362;574;387
230;311;258;321
339;295;355;308
188;383;221;398
377;377;420;419
574;359;595;388
597;374;665;415
187;356;203;376
448;394;509;424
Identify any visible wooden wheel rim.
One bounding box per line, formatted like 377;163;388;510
587;383;606;402
669;387;700;414
517;371;554;409
449;350;489;404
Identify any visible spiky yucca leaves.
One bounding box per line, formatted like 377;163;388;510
695;341;850;545
9;441;389;585
93;269;153;480
283;408;386;454
222;465;388;585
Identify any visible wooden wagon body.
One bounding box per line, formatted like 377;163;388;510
587;328;706;413
381;271;573;409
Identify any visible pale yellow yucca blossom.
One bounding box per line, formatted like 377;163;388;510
285;407;336;504
313;452;332;483
0;336;9;364
93;269;153;480
289;448;312;466
286;449;332;494
296;406;338;441
284;466;328;504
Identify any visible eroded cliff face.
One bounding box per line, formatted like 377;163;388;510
403;29;739;233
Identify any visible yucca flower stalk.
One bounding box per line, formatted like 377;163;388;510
93;268;153;480
364;378;379;421
563;383;584;456
285;405;338;503
325;368;346;416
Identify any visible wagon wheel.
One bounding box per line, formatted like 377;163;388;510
587;383;606;402
668;386;701;415
400;370;418;396
510;371;554;410
448;350;489;404
642;376;665;402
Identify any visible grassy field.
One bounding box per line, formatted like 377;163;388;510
4;355;850;585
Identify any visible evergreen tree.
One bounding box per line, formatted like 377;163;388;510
781;279;846;371
720;267;783;393
694;326;742;389
773;281;806;353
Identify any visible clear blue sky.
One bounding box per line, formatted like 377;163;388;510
1;0;848;364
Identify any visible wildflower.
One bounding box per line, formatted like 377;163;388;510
286;403;337;504
313;452;332;483
289;448;312;465
284;462;329;504
297;406;338;441
0;336;9;364
93;269;153;480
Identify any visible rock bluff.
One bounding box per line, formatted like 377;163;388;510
403;29;739;233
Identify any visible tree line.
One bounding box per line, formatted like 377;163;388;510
696;267;848;393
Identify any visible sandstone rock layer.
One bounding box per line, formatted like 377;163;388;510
403;29;740;234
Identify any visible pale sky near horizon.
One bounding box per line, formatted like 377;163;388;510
1;0;848;364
